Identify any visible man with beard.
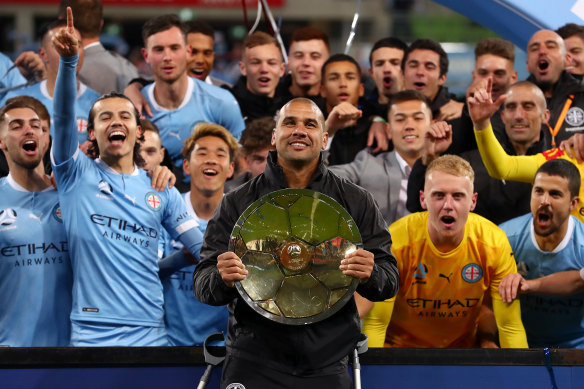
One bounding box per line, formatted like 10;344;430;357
498;159;584;348
0;97;72;346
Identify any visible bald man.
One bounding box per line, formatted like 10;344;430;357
526;29;584;148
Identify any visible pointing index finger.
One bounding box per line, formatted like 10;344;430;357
67;7;74;32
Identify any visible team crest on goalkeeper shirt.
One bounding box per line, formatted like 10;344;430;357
461;263;483;283
145;192;162;212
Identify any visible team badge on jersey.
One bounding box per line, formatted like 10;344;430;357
0;208;17;225
52;203;63;223
461;263;483;283
145;192;162;211
566;107;584;127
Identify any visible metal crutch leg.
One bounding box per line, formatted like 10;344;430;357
353;334;369;389
197;332;226;389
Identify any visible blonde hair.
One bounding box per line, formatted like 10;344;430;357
425;155;474;185
181;122;239;161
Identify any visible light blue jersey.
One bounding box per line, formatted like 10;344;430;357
500;214;584;348
0;79;99;145
0;53;27;101
161;192;229;346
51;54;204;346
142;77;244;174
0;174;72;346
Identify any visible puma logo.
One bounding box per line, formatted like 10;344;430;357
439;272;453;283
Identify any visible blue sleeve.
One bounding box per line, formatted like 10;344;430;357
162;187;203;261
158;249;188;279
52;55;80;164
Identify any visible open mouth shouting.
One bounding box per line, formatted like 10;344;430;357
22;139;39;155
535;208;552;229
537;59;550;75
440;215;456;228
189;67;205;78
108;130;127;146
383;76;393;89
413;81;426;90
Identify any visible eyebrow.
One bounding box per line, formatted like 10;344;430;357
8;118;41;125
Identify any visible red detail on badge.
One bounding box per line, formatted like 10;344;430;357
542;148;565;161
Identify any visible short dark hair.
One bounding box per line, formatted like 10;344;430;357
321;53;361;84
6;95;50;124
403;39;449;77
535;159;581;198
184;20;214;39
0;100;40;131
86;92;145;166
557;23;584;41
290;27;330;52
388;90;432;118
369;37;408;66
58;0;102;38
240;116;275;155
142;14;186;46
475;38;515;62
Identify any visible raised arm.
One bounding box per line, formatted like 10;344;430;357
468;78;538;183
51;7;80;164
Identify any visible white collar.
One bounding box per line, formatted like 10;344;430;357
95;157;140;176
6;172;54;193
148;77;193;112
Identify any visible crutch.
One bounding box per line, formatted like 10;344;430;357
197;332;226;389
352;334;369;389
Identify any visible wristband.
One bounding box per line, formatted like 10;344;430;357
372;116;386;123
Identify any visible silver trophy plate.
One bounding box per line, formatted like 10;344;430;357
228;189;362;325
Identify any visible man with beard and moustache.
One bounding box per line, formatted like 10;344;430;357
556;23;584;80
498;159;584;348
526;29;584;148
0;98;72;347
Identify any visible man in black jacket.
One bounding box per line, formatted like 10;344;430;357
193;98;399;389
526;29;584;148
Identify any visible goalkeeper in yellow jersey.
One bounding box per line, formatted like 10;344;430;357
362;154;528;348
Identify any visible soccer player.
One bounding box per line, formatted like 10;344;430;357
140;14;244;184
0;98;72;347
498;159;584;348
162;123;237;346
362;155;528;348
51;8;203;346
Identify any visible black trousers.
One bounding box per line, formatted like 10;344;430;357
220;354;353;389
